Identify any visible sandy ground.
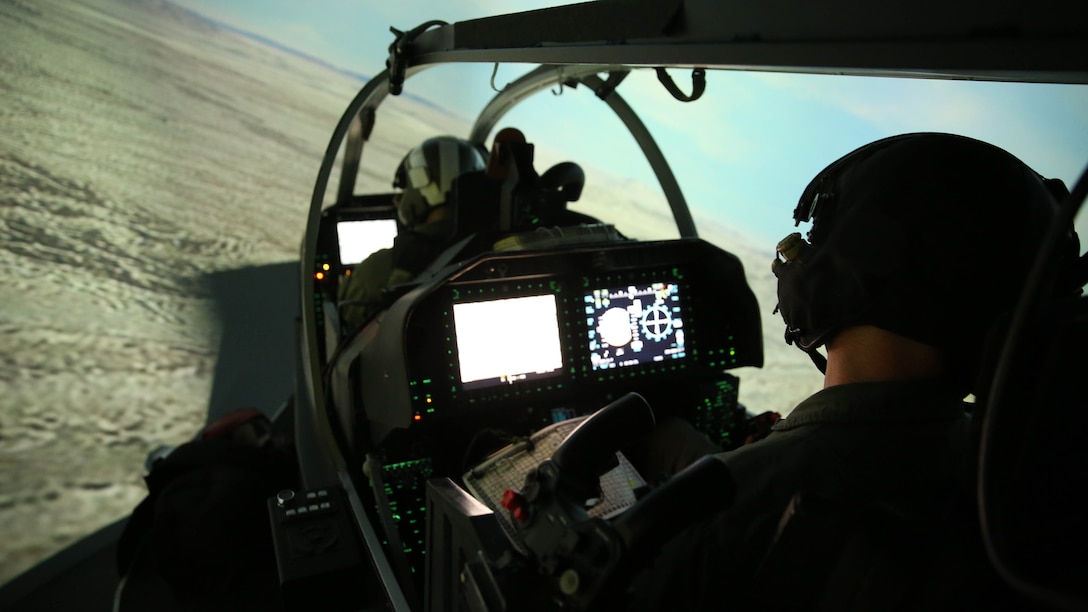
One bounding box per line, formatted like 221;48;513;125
0;0;396;584
0;0;820;586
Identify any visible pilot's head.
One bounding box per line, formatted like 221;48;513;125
394;136;486;227
486;127;527;180
773;132;1079;390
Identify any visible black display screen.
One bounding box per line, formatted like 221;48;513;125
453;294;564;391
584;282;687;370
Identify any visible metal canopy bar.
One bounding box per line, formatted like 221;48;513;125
341;470;413;612
301;69;398;471
443;0;1087;53
468;65;697;237
409;40;1088;84
468;64;620;141
454;0;683;49
402;0;1088;84
581;73;697;238
336;114;366;205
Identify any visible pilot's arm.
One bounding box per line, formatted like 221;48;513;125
337;247;412;330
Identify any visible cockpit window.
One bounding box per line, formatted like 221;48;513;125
335;65;1088;415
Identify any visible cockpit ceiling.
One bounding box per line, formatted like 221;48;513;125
406;0;1088;84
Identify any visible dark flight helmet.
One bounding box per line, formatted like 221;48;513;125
393;136;486;227
772;132;1079;386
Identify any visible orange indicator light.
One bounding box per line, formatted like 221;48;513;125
413;414;422;421
315;272;325;280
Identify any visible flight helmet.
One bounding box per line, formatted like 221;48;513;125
393;136;486;227
772;132;1078;386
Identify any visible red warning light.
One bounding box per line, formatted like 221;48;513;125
315;272;325;280
413;414;422;421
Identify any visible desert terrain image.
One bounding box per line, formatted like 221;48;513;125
0;0;821;586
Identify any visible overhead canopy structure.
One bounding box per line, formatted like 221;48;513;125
399;0;1088;83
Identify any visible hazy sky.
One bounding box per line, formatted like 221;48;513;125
172;0;1088;246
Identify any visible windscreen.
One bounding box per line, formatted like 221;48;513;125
337;219;398;265
585;282;687;370
453;294;564;391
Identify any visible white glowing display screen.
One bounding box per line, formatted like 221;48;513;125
452;294;564;391
337;219;398;265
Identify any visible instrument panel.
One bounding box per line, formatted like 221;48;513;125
356;238;763;432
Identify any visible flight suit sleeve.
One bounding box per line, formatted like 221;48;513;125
338;247;396;330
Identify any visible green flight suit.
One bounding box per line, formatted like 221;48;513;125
337;218;452;330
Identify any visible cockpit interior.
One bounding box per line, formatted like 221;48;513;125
276;1;1088;609
2;1;1083;611
306;132;768;608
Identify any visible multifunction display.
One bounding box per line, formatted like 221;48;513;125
355;239;762;430
585;282;687;370
337;219;398;265
452;294;564;391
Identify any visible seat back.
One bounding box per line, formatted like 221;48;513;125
751;492;1018;611
977;293;1088;606
751;296;1088;610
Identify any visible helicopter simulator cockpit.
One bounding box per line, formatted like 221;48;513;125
279;1;1088;611
300;68;766;610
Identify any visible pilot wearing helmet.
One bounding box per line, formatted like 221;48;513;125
628;133;1081;610
338;130;531;331
338;135;486;330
